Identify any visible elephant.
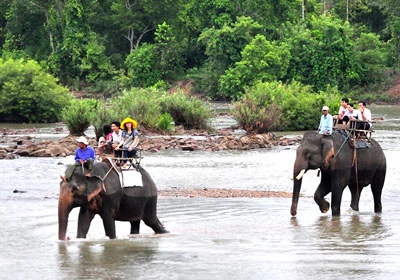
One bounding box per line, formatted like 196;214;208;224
290;131;386;216
58;161;168;240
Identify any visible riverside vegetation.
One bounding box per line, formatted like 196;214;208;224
1;1;400;139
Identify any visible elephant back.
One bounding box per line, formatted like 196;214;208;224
91;161;122;194
136;165;159;196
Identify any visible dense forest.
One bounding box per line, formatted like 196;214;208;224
0;0;399;131
0;0;399;98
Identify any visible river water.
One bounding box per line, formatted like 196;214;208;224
0;105;399;279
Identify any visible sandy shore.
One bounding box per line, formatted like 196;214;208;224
158;187;298;198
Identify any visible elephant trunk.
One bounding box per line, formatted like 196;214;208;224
58;183;73;240
291;167;306;216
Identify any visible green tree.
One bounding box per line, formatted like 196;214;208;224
125;43;162;88
2;0;51;61
45;0;114;88
282;16;358;92
199;17;263;71
0;58;71;123
154;22;186;80
195;16;263;98
354;32;386;84
219;34;290;100
110;0;182;51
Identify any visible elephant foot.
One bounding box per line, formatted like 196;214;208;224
156;228;169;234
150;219;169;234
319;202;330;214
59;236;71;241
350;205;359;212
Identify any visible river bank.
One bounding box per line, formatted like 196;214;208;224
0;125;301;159
158;187;300;198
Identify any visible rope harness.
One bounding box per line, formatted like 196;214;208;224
100;152;142;191
334;129;359;195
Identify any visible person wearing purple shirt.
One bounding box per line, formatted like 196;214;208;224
61;136;95;181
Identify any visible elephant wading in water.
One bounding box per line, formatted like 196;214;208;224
58;161;168;240
291;131;386;216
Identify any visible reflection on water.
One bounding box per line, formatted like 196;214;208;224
57;239;161;279
1;105;400;279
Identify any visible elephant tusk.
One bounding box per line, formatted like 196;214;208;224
296;169;306;180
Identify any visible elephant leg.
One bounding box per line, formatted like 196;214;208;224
330;179;347;216
314;175;331;214
348;184;362;211
142;198;169;234
101;208;116;239
370;169;385;213
371;181;384;213
142;217;169;234
372;188;383;213
130;221;140;234
77;207;95;238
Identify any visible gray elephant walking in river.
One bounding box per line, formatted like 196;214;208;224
291;131;386;216
58;161;168;240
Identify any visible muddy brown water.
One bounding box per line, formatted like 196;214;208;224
0;104;399;279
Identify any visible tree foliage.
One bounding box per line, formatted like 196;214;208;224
219;34;290;99
233;81;341;132
62;98;98;135
0;0;399;107
125;43;162;88
0;58;70;123
159;91;211;129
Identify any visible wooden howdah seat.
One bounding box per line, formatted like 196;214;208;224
333;119;374;141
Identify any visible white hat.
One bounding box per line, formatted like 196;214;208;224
322;106;329;111
77;136;88;145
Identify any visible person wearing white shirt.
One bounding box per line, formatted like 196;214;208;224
110;121;124;158
356;101;372;130
343;103;358;125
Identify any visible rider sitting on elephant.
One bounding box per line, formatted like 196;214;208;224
333;97;349;124
61;136;95;181
318;106;333;136
355;101;372;130
343;103;359;125
110;121;124;159
120;117;140;166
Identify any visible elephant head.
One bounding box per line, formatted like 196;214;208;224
290;132;335;216
58;166;106;240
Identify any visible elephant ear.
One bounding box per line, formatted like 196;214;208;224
320;136;335;170
86;175;104;202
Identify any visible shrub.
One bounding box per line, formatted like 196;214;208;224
233;98;282;134
157;112;174;133
89;99;118;140
103;88;211;132
0;58;71;122
62;98;98;135
233;81;341;133
109;88;162;129
159;91;211;130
